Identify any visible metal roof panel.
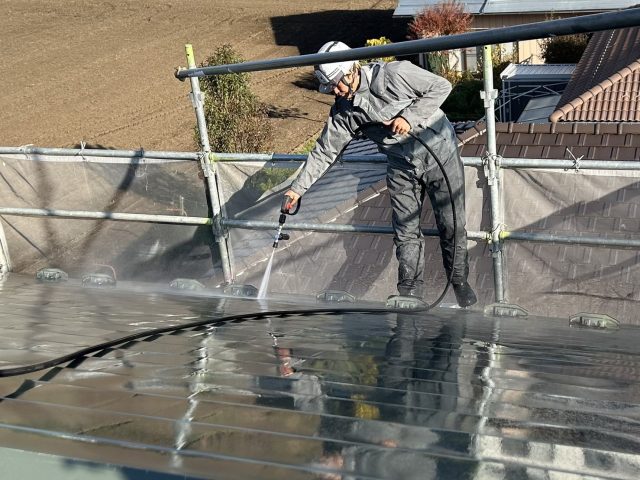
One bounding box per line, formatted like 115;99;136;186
1;275;640;478
501;63;577;80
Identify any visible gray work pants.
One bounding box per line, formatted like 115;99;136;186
386;140;469;295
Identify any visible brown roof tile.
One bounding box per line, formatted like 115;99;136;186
550;123;573;134
514;133;536;144
583;135;604;146
615;147;639;160
456;122;640;161
603;134;628;147
591;146;616;159
534;134;559;146
502;145;523;157
550;26;640;123
620;124;640;134
531;124;553;134
594;124;620;135
521;145;545;158
544;146;566;158
507;123;529;133
558;133;582;145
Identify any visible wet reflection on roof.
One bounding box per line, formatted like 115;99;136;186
0;274;639;479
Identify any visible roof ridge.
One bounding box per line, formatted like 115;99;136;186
550;59;640;122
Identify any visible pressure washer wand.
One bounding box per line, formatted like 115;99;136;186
272;194;299;248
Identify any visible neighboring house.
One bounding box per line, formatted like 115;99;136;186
393;0;639;68
499;63;576;122
549;25;640;122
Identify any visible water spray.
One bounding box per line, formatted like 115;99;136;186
258;194;301;299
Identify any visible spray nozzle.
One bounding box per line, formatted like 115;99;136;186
273;195;300;248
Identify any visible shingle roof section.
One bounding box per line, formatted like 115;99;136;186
550;26;640;122
459;121;640;160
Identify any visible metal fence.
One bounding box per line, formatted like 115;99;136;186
1;8;640;305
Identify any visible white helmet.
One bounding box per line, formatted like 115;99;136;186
314;41;356;94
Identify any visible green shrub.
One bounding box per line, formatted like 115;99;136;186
442;73;484;121
540;34;589;64
198;44;273;153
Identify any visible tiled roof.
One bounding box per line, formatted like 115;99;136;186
550;26;640;122
459;121;640;160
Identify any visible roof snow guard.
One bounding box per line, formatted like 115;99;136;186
1;275;640;478
550;26;640;122
394;0;639;17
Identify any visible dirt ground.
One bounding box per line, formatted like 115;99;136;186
0;0;406;154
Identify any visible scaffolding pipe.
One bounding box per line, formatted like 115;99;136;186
0;207;211;225
0;218;10;275
3;148;640;170
493;158;640;170
175;9;640;78
223;218;489;241
212;153;388;163
482;46;506;304
2;207;640;251
0;147;199;161
185;44;234;284
501;231;640;250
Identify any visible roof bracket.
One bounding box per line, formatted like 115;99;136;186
569;312;620;330
484;302;529;317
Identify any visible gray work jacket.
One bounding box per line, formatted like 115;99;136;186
290;61;454;196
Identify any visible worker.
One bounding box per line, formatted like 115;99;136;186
283;41;477;307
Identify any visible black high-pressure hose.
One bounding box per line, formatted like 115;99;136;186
0;306;422;379
0;124;459;379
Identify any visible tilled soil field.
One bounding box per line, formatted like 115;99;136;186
0;0;406;153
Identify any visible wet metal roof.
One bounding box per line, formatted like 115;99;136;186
1;275;640;478
394;0;639;17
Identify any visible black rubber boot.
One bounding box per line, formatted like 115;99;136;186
452;281;477;308
396;243;425;299
398;284;424;299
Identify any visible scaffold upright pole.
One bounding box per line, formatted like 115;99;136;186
184;44;234;284
482;45;506;303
